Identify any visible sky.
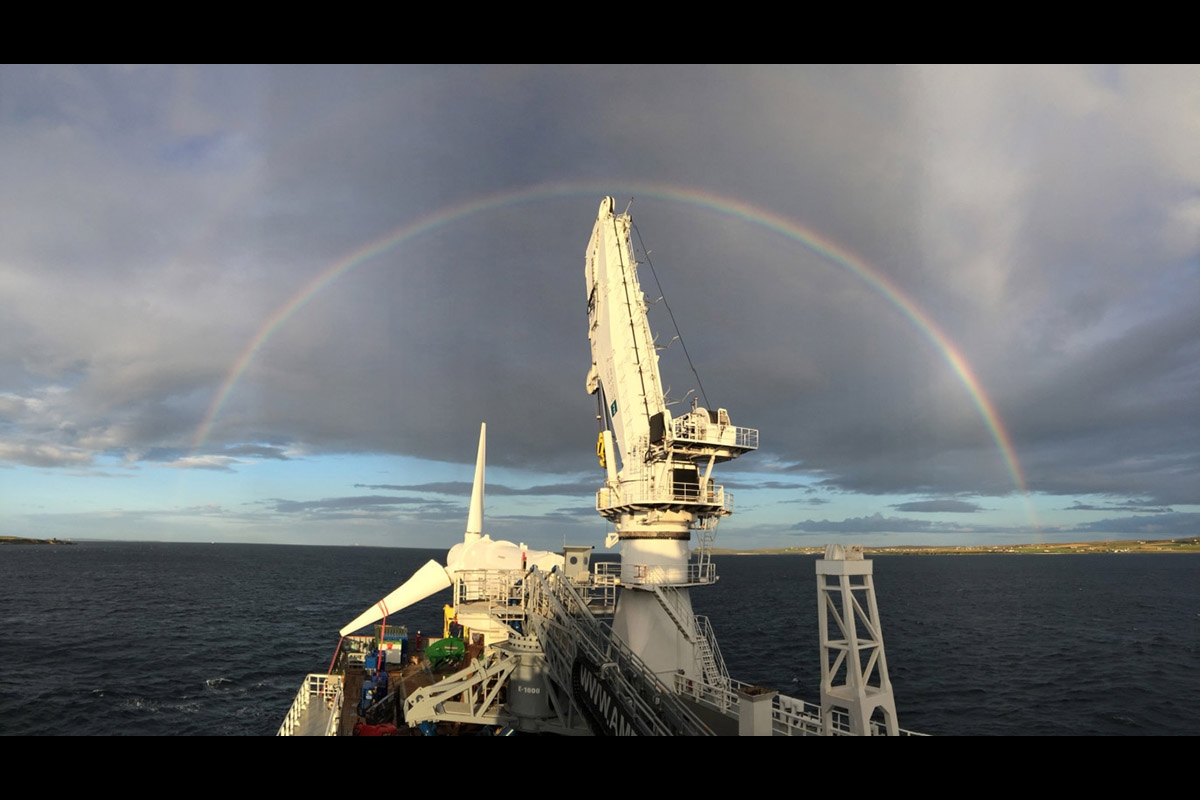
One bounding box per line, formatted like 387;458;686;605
1;65;1197;551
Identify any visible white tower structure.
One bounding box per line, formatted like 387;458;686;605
816;544;899;735
584;197;757;683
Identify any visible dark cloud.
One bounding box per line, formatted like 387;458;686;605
779;497;832;506
2;66;1197;546
0;442;92;469
224;444;291;460
268;495;456;516
722;479;815;491
791;513;990;534
892;500;984;513
1065;500;1174;514
1070;512;1200;537
354;480;595;497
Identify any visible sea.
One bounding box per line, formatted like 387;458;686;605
1;541;1197;736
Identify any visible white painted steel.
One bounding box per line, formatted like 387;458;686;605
585;196;666;473
585;197;757;680
339;558;452;636
277;673;342;736
816;545;900;735
465;422;485;542
339;424;563;637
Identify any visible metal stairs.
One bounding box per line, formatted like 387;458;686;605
523;567;714;736
398;566;713;735
648;585;729;689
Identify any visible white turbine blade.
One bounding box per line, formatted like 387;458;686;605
339;560;452;636
465;422;485;538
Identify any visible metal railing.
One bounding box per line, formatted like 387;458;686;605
596;558;717;588
596;482;732;513
671;417;758;451
523;567;714;736
585;563;620;611
694;615;729;689
455;569;525;607
277;673;343;736
671;674;925;736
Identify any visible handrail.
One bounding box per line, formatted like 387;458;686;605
523;567;714;736
694;615;729;686
277;673;343;736
672;674;925;736
670;417;758;450
597;482;733;513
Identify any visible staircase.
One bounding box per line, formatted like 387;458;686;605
522;567;715;736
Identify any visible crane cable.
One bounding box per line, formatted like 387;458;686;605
631;218;711;410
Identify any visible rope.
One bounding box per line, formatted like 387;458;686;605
327;635;345;676
631;217;711;410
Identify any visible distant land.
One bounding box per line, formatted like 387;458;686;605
2;535;1197;555
714;537;1200;556
0;536;74;546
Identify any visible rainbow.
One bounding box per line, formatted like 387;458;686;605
192;181;1035;526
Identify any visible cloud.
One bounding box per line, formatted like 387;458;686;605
268;495;455;515
892;500;984;513
2;66;1197;547
1070;512;1200;537
162;455;241;472
354;480;595;497
779;496;832;506
224;444;291;460
1065;500;1174;514
791;512;993;535
0;441;92;468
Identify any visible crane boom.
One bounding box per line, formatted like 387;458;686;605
585;196;665;473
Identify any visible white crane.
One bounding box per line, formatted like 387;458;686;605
584;196;758;683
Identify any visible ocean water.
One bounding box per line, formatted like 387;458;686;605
1;542;1197;735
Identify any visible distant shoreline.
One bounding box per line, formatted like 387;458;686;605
714;537;1200;556
0;536;74;546
3;535;1196;555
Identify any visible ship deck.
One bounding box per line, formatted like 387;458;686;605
282;639;493;736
